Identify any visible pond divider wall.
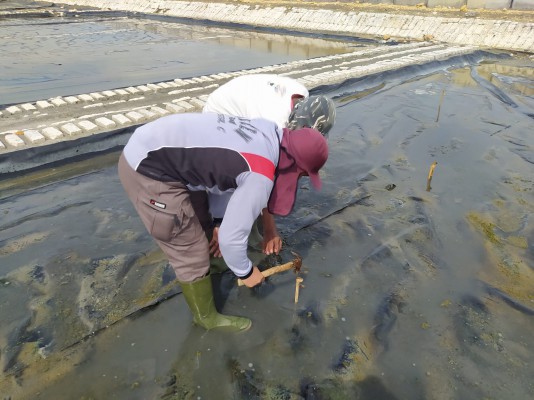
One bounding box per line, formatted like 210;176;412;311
41;0;534;53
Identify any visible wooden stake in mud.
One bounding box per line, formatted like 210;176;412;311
426;161;438;191
435;89;446;123
294;277;304;303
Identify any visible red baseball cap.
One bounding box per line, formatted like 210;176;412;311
268;127;328;216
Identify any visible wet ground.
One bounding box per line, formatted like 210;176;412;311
1;5;534;400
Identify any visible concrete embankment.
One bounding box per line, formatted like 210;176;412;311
36;0;534;53
327;0;533;11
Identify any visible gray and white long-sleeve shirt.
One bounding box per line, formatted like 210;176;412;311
123;112;281;277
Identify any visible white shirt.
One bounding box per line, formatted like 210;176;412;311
203;74;309;129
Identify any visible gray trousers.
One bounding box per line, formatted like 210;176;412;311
118;154;211;282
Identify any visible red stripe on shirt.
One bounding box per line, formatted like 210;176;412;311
240;152;275;181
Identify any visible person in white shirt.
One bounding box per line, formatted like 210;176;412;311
204;74;309;131
203;74;336;260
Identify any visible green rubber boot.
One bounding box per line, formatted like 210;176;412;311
179;275;252;332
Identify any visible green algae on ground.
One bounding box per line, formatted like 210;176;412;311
466;212;501;245
0;231;51;256
421;322;431;330
491;202;525;233
440;299;452;308
506;236;528;249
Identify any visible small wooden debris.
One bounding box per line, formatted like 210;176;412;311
294;277;304;304
426;161;438;191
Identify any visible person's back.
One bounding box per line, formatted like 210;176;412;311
203;74;308;130
122;112;281;191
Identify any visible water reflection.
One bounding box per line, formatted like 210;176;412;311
139;18;355;58
0;15;355;104
0;58;533;399
451;62;534;96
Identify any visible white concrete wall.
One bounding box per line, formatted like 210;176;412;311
512;0;534;10
42;1;534;53
395;0;528;9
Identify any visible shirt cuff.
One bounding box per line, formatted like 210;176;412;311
237;267;253;280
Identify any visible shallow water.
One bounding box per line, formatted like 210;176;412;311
0;12;355;104
1;39;533;400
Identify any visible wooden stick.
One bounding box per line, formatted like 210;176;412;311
435;89;445;123
426;161;437;192
294;277;304;303
237;260;296;286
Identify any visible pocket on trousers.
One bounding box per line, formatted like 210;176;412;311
151;209;179;242
136;200;181;243
134;181;197;243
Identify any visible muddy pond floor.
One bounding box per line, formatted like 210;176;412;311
1;7;534;400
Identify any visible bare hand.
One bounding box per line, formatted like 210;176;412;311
263;234;282;255
209;227;222;258
261;209;282;255
240;266;264;288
